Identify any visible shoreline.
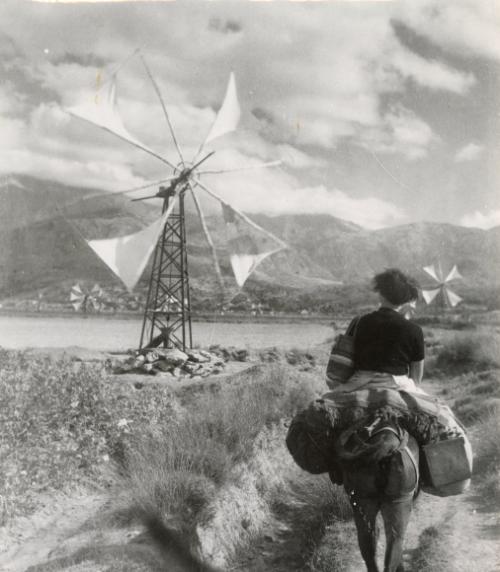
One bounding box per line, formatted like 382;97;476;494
0;309;338;325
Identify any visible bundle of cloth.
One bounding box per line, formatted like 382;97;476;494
286;371;472;496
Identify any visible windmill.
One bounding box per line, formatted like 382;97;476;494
65;52;286;351
421;263;463;308
70;283;105;314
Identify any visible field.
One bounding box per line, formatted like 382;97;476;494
0;322;499;571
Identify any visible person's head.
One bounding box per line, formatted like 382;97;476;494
373;268;420;307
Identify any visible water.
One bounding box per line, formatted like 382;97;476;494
0;315;333;351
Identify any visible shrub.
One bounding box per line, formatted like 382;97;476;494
474;409;500;476
0;349;185;522
0;351;113;520
433;333;500;373
119;364;320;529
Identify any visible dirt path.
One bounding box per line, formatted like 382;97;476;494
402;483;500;572
0;489;106;572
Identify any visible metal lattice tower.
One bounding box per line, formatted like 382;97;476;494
139;185;192;351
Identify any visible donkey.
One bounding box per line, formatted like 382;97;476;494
332;416;420;572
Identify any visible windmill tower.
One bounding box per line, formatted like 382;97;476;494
65;52;286;351
421;263;463;309
138;182;193;350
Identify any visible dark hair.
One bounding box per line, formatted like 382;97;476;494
373;268;420;305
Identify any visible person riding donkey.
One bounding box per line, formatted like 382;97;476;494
327;269;424;572
286;267;472;571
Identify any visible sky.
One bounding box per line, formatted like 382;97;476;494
0;0;499;230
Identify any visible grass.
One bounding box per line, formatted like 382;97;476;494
410;526;449;572
230;473;353;572
0;349;112;522
304;477;357;572
472;409;500;502
118;364;320;531
0;346;321;523
435;369;500;425
431;332;500;374
297;478;355;572
402;327;500;572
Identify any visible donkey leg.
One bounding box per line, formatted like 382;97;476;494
380;496;413;572
351;497;380;572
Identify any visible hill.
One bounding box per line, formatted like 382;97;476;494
1;175;499;311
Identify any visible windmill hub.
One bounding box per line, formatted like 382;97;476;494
174;160;192;177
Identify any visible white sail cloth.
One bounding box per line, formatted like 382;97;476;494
87;199;177;291
221;203;284;287
203;72;241;146
67;78;162;161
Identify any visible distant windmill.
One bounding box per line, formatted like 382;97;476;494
421;263;463;308
70;283;105;313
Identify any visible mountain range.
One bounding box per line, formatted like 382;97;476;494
1;175;499;307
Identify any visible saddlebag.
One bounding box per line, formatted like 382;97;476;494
421;436;473;497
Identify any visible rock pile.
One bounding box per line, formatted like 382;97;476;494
208;344;249;362
258;347;316;371
114;348;227;378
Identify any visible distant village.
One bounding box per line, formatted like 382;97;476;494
0;283;319;318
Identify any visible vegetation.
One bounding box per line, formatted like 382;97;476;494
432;332;500;373
0;350;111;523
410;526;449;572
2;323;500;569
119;365;319;530
472;410;500;503
0;350;319;529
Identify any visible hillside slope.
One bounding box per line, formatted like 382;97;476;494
1;176;499;302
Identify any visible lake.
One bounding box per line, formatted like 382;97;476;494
0;315;334;351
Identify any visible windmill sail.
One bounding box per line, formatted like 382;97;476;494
204;72;241;145
445;265;462;282
421;288;441;305
88;198;177;291
221;204;284;287
423;265;442;283
70;283;85;311
444;288;462;307
67;78;167;165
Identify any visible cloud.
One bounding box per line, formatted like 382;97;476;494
0;1;496;229
0;149;147;192
201;158;406;229
52;52;108;68
454;142;483;162
208;18;242;35
0;100;150;191
396;0;500;61
389;48;476;94
460;209;500;229
360;105;437;160
0;84;23;114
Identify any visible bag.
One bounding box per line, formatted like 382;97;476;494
326;316;360;385
285;400;340;474
421;435;473;497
